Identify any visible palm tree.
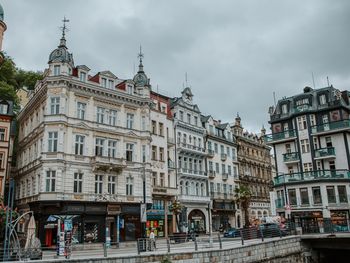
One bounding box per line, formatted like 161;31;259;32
234;185;252;228
169;200;183;233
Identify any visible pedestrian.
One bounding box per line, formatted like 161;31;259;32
149;229;156;251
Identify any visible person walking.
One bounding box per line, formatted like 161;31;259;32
149;229;156;251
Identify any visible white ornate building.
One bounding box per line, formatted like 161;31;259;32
15;28;153;245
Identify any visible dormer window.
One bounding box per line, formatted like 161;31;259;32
80;72;86;82
0;103;8;114
108;80;114;89
101;78;107;88
281;104;288;114
53;65;60;76
319;94;327;105
127;85;133;94
296;98;309;106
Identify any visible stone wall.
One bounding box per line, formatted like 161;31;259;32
38;237;303;263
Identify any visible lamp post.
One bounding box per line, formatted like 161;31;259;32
142;165;146;238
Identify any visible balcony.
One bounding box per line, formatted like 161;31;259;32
179;168;207;179
152;186;177;196
311;120;350;135
221;153;227;161
274;169;350;186
208;149;215;158
177;194;211;204
91;156;126;172
283;152;299;163
222;173;228;180
208;170;216;178
178;142;207;155
264;129;297;144
314;147;336;160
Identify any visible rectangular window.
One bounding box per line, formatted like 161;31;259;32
0;153;3;169
54;65;60;76
228;165;232;175
95;138;105;156
73;173;83;193
217;183;221;193
152;121;157;134
48;132;58;152
152;172;157;186
208;161;213;171
338;185;348;203
301;139;310;153
179;111;183;121
126;177;133;196
80;72;86;82
101;78;107;88
108;110;117;126
50;97;60;115
194;116;198;126
159;173;165;187
0;128;5;141
187;113;191;124
108;80;114;89
142;145;146;162
288;189;297;205
75;135;85;155
214;143;218;153
108;140;117;158
297;116;307;130
97;107;105;124
319;94;327;105
95;175;103;194
45;170;56;192
303;163;313;172
159;122;164;136
0;104;8;114
126;113;134;129
126;143;133;162
127;85;133;94
141;116;146;131
108;176;116;194
152;146;157;160
281;104;288;114
220;145;224;154
77;102;86;120
215;163;220;173
221;164;226;174
159;147;164;161
226;147;230;157
300;188;309;205
312;187;322;204
327;186;336;203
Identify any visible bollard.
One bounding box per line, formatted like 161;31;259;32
167;238;170;253
240;230;244;245
218;233;222;250
194;238;198;251
103;243;107;257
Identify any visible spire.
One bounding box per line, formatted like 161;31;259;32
59;16;69;47
137;45;144;73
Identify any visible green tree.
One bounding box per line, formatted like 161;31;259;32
234;185;252;228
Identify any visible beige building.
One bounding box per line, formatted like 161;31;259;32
232;115;273;222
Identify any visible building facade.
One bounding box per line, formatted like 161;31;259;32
266;86;350;232
232;115;272;224
202;116;239;231
148;91;177;237
171;87;210;233
15;30;153;246
0;100;14;199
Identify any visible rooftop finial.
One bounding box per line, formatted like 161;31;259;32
59;16;69;47
137;45;144;72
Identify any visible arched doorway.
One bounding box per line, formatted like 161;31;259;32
188;209;206;233
237;215;241;228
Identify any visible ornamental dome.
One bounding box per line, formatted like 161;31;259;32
48;37;74;67
133;46;149;87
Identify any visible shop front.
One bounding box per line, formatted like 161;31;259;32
188;209;206;233
291;210;323;233
146;211;173;237
331;210;349;231
212;200;235;231
119;204;141;241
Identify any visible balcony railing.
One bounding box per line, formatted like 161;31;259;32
311;120;350;134
208;149;215;157
179;168;207;177
178;142;206;153
177;194;211;203
283;152;299;163
222;173;228;180
208;170;216;178
264;129;296;143
221;153;227;161
314;147;335;159
274;169;350;186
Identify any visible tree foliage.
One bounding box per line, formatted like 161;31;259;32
234;185;252;227
0;55;43;112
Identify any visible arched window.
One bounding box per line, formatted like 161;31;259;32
177;132;181;144
191;182;195;195
183;134;187;144
180;181;184;195
185;181;189;195
200;183;205;196
196;183;199;195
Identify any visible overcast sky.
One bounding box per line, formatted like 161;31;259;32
2;0;350;133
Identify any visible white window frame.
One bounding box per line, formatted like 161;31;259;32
75;135;85;155
48;131;58;152
126;113;134;129
50;97;60;115
73;172;83;193
46;170;56;192
77;102;86;120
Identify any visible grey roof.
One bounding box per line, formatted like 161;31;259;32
200;115;211;123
